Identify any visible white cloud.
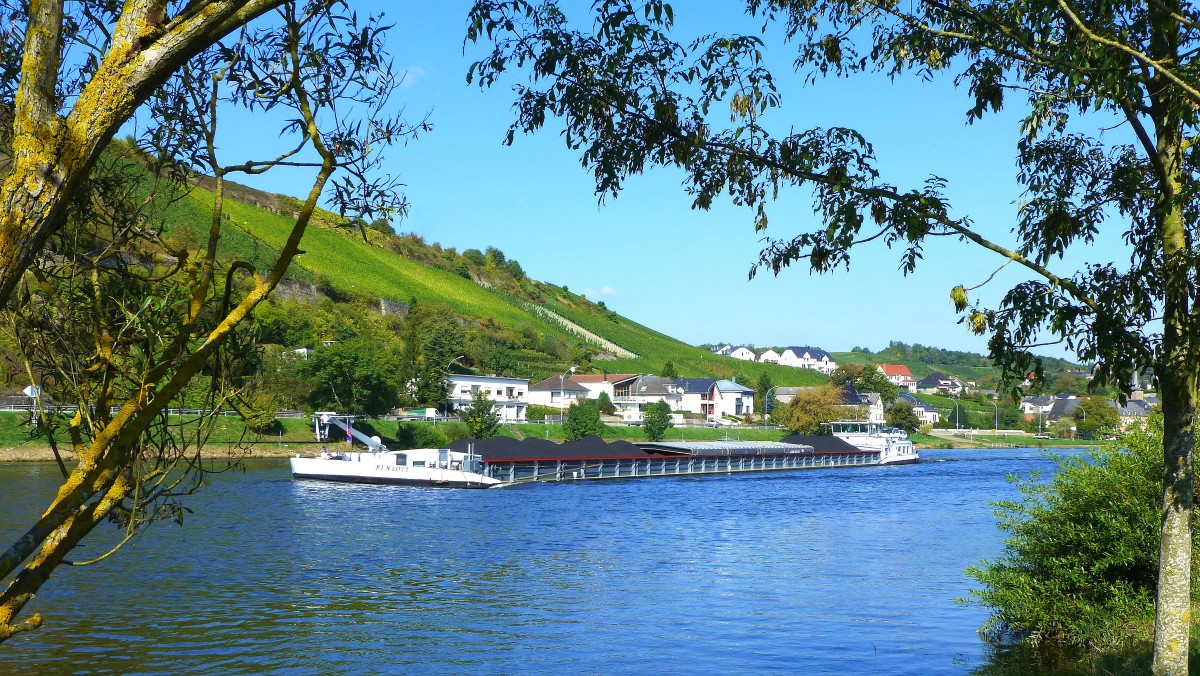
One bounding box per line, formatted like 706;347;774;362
397;66;426;89
583;286;618;300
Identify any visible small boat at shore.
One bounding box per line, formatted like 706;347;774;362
825;421;920;465
289;412;501;488
290;448;501;488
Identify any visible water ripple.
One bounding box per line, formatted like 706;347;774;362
2;449;1059;674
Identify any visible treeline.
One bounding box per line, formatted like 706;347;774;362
240;293;593;416
852;341;1078;372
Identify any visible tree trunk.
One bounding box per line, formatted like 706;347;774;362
1150;8;1193;659
1155;366;1197;674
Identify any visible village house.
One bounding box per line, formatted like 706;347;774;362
619;375;685;417
915;372;966;396
569;373;638;401
877;363;917;392
728;346;757;361
840;384;885;423
527;375;590;409
757;348;781;364
447;374;529;421
1019;395;1055;419
710;344;733;356
676;377;718;415
896;392;941;426
778;346;837;374
706;380;756;419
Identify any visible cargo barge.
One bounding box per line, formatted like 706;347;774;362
292;413;914;489
453;435;887;485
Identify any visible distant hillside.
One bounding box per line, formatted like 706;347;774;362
832;341;1081;389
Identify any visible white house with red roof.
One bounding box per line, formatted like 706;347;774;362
877;363;917;392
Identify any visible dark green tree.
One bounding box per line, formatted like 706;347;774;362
884;401;920;433
643;401;673;441
596;391;617;415
462;248;487;266
1075;397;1121;440
855;369;900;405
505;259;525;279
397;297;425;406
468;2;1200;665
460;390;502;439
755;372;774;415
661;361;678;378
485;246;507;266
368;218;396;236
829;364;863;389
564;398;605;440
303;339;401;417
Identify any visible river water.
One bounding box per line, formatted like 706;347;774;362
1;448;1076;674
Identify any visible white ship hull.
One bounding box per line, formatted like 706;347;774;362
826;421;920;465
290;450;501;489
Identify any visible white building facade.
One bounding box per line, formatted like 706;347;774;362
447;374;529;421
779;346;837;374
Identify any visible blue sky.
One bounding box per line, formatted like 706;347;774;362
204;1;1127;360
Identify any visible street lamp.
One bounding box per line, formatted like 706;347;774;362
954;399;961;430
763;385;780;427
559;366;577;422
444;355;465;416
990;397;999;433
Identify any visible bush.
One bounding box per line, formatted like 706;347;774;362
596;391;616;415
643;401;673;441
564;399;605;440
966;412;1199;652
394;421;449;450
440;422;472;442
459;390;501;439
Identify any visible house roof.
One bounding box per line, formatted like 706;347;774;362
897;392;937;412
878;363;913;377
840;383;870;405
1046;396;1080;421
570;373;637;385
448;374;529;386
916;372;961;388
632;375;680;396
730;345;756;354
675;377;717;394
713;379;754;393
1115;399;1151;417
785;345;831;360
529;376;590;392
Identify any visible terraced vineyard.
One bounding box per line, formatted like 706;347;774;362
177;180;827;386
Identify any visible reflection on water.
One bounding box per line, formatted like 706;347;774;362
0;449;1102;673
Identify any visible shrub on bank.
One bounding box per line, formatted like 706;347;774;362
966;411;1200;652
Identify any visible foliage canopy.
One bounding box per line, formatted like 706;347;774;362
467;0;1200;667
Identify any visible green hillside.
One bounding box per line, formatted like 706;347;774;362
173;179;825;387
